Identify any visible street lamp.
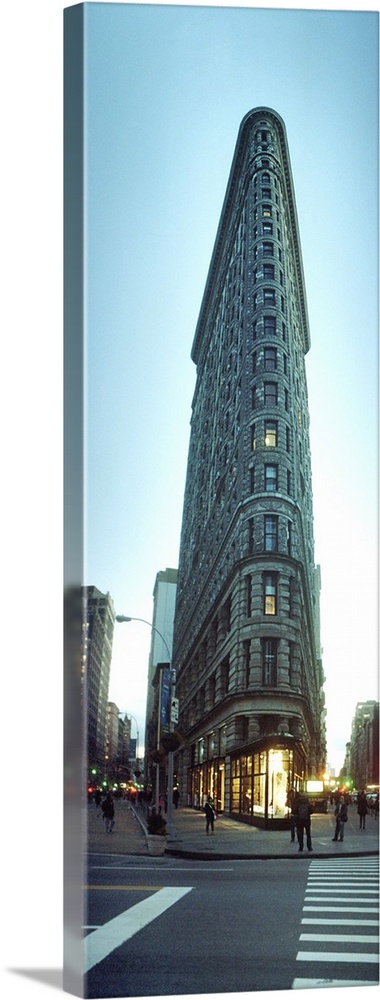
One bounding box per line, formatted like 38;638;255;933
116;614;178;838
115;616;172;661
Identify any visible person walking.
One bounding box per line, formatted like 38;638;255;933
295;794;313;852
204;796;215;835
332;795;348;841
357;789;368;830
101;791;115;833
286;787;299;843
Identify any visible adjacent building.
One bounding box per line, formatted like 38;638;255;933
172;108;326;826
82;585;115;780
349;701;379;789
144;568;178;785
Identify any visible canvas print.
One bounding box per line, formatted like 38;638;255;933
64;2;379;997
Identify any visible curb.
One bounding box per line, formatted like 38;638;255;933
165;848;380;861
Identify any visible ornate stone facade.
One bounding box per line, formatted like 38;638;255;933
172;109;326;824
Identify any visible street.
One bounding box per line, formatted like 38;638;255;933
84;853;379;997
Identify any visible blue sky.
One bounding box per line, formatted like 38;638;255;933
83;2;379;773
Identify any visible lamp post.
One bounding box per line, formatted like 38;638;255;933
115;614;177;838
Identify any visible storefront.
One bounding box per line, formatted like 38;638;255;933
188;728;227;812
230;733;306;828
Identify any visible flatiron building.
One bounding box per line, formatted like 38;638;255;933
172;108;326;827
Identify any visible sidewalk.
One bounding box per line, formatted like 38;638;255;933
86;800;379;860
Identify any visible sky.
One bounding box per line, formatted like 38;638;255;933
1;0;378;994
83;2;378;775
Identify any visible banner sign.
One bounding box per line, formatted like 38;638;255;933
160;664;171;733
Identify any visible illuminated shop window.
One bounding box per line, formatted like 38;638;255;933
268;749;291;818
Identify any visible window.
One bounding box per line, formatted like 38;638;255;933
244;640;251;686
248;517;254;554
262;638;277;685
220;657;229;696
249;466;255;493
265;464;278;491
263;572;277;614
289;575;296;616
263;264;275;280
264;316;276;337
264;516;278;551
264;287;275;305
252;386;258;410
263;222;273;234
251;424;257;450
264;420;277;447
264;347;277;370
264;382;278;407
263;241;274;256
287;521;292;557
263;204;272;218
262;188;271;199
245;576;252;617
262;172;270;183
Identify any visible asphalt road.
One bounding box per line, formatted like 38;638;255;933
84;853;379;997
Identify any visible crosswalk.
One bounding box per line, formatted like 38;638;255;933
292;856;379;989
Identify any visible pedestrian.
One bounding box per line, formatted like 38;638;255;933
286;787;299;843
295;794;313;852
332;795;348;841
357;789;368;830
94;788;102;809
173;788;180;809
204;796;215;835
101;791;115;833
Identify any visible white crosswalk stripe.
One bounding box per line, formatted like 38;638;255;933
292;857;379;989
